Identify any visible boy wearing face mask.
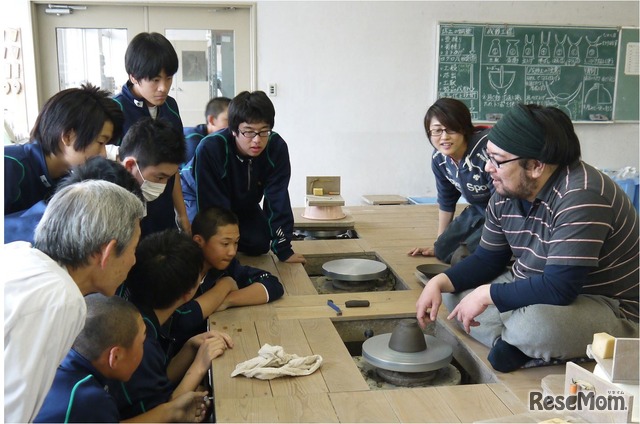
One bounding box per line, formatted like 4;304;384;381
120;118;186;238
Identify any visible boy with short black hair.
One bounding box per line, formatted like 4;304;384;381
35;294;210;423
183;97;231;163
120;117;188;237
181;90;305;263
110;230;233;421
114;32;182;137
115;31;191;234
5;83;123;215
169;206;284;350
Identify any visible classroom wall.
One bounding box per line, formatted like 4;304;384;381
257;1;640;206
7;0;640;207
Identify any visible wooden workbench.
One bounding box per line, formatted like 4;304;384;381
209;204;575;422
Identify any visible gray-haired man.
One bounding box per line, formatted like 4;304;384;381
3;180;145;423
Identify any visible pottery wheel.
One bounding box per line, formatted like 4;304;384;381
322;258;388;282
362;334;452;373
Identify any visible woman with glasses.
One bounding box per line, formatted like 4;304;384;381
181;91;306;264
408;98;493;263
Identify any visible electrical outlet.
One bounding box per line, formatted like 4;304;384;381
268;83;277;97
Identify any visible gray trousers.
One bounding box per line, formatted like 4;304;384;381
442;271;639;361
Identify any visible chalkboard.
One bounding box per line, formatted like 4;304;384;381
437;23;620;122
614;27;639;121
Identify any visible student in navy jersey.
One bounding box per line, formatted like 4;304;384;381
181;91;305;264
114;31;190;234
4;84;123;215
183;96;230;164
119;117;187;238
110;230;233;420
408;98;493;263
4;156;143;244
169;206;284;351
35;294;209;423
416;104;639;372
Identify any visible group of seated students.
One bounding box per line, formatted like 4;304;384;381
4;31;291;423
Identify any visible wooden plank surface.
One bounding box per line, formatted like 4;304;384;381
254;318;329;397
383;387;462;422
435;384;513;422
209;320;272;400
329;391;400;423
299;318;370;393
214;392;340;423
274;292;418;321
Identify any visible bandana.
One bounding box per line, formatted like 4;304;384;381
488;105;544;160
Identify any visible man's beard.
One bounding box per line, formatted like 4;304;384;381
496;172;537;200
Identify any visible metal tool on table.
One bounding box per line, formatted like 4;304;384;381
327;299;342;316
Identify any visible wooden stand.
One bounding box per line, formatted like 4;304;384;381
586;338;639;384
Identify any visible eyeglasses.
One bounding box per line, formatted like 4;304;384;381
239;129;272;139
429;128;458;137
481;148;521;169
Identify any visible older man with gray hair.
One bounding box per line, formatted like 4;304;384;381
3;180;145;423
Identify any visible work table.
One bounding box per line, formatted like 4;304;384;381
209;204;572;422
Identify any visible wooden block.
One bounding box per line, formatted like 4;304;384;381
306;176;340;195
305;195;345;207
587;338;640;384
611;338;639;384
361;195;409;205
561;361;633;422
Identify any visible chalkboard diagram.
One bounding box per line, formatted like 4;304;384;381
538;31;551;58
568;36;583;63
553;35;567;59
437;23;620;122
523;35;535;58
545;81;582;119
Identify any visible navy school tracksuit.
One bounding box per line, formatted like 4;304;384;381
167;257;284;352
107;305;176;420
180;128;296;261
4;142;58;215
34;349;121;423
112;82;183;144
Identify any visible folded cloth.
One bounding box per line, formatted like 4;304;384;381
231;343;323;380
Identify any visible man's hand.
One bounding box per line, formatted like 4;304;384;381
416;273;454;328
284;252;306;264
407;246;435;257
447;284;492;333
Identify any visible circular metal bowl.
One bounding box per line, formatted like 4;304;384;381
322;258;388;282
416;264;450;278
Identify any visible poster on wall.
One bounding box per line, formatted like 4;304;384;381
182;51;207;82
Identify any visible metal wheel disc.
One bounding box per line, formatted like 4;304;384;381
322;258;388;282
362;334;452;373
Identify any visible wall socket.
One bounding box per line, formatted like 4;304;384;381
268;83;277;97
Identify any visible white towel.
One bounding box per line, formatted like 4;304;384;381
230;343;323;380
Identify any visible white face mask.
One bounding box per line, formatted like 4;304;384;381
135;162;167;202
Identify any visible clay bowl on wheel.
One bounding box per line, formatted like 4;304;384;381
416;263;450;279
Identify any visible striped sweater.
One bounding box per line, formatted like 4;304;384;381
480;161;639;320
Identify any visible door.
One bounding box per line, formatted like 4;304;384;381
34;4;253;126
151;6;252;126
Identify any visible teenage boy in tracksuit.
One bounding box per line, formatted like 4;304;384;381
180;90;306;264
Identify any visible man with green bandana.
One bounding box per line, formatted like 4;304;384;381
416;104;639;373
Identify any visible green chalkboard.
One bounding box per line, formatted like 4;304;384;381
437;23;620;122
614;28;639;121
